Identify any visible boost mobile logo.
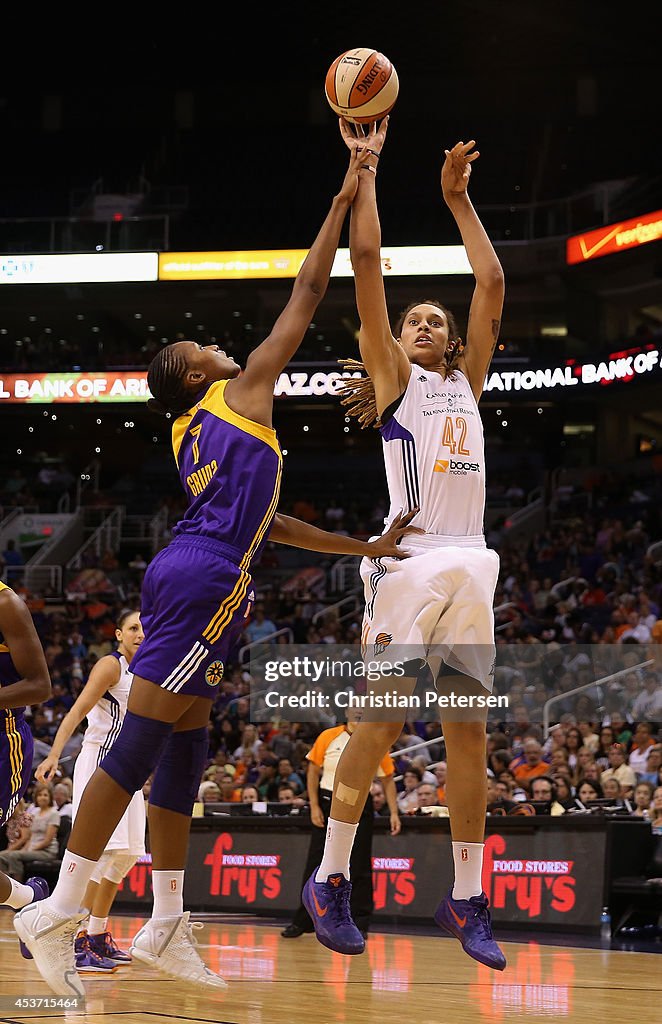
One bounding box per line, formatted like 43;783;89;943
434;459;480;474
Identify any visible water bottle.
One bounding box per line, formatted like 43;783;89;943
600;906;611;942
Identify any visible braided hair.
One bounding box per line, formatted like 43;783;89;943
146;344;194;416
336;299;463;429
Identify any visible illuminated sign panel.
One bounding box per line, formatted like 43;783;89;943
1;348;659;403
0;252;158;284
159;246;472;280
567;208;662;264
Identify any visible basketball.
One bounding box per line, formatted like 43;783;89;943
325;47;399;124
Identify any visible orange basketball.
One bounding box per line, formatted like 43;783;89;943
325;47;399;124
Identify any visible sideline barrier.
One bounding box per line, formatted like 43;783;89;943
115;815;653;933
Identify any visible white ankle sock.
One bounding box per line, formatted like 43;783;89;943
315;819;358;882
152;870;184;918
4;877;35;910
451;841;484;900
88;915;107;935
50;852;99;917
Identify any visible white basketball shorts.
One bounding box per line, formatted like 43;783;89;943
359;534;500;692
73;741;146;855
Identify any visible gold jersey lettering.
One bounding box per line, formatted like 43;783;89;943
186;459;218;496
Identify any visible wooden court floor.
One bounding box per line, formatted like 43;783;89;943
1;913;660;1023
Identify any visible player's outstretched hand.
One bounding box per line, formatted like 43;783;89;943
337;143;374;203
339;115;389;160
442;140;480;200
365;508;423;559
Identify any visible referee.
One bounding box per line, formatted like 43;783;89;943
281;717;400;939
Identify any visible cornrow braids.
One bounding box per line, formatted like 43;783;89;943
146;345;193;416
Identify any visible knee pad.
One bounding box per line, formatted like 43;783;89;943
149;726;209;817
104;852;138;884
90;850;113;885
100;711;173;796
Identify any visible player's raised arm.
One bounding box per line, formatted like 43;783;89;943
340;116;410;417
442;141;505;401
0;589;51;710
226;145;371;423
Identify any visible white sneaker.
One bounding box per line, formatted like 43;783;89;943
130;912;227;990
13;901;87;998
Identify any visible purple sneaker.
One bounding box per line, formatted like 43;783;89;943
302;869;365;955
74;931;118;974
18;878;50;960
434;889;506;971
87;930;132;963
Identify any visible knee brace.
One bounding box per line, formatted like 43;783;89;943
104;852;138;884
90;850;113;885
100;711;173;796
149;726;209;817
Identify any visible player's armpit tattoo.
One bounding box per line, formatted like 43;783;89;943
491;319;501;340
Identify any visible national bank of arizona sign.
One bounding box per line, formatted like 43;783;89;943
483;345;661;394
0;345;660;403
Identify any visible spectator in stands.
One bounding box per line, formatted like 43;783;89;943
241;785;260;804
553;777;575;809
651;787;662;832
573;747;597;788
233;724;263;764
603;777;625;802
269;723;295;763
512;739;550;784
197;781;222;804
608;711;633;747
488;749;512;779
601;743;637;795
255;755;280;801
397;766;424;813
631;781;655;818
628;722;657;776
415;783;439;810
595;726;616;769
274;757;304;795
0;784;60;881
631;670;662;723
576;780;603;804
434;761;447;804
370;780;388;816
244;605;277;645
497;768;527;801
639;745;662;787
52;782;73;819
577;719;600;753
277;784;301;806
531;776;566;815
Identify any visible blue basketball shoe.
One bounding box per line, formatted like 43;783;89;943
434;889;506;970
18;878;50;959
302;869;365;955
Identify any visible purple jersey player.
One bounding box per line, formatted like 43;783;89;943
15;141;420;998
0;581;52;935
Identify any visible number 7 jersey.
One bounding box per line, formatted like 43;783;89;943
380;364;486;537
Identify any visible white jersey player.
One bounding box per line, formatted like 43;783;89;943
36;610;145;971
303;122;507;972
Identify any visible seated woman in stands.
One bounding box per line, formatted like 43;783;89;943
0;784;60;882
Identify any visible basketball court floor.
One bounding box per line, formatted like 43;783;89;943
1;913;660;1023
